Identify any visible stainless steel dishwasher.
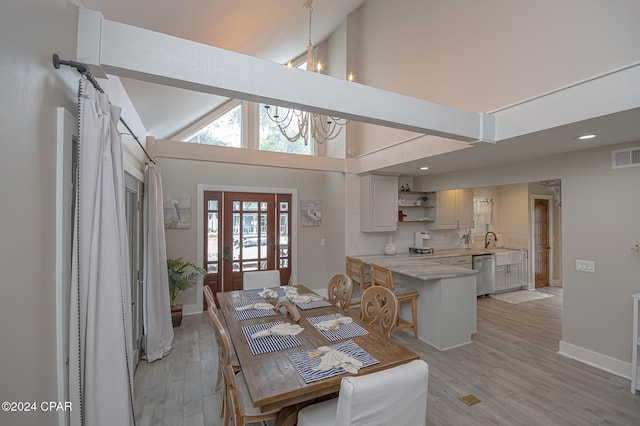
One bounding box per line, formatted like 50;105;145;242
473;254;495;296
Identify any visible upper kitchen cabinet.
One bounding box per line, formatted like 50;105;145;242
434;189;473;229
360;174;398;232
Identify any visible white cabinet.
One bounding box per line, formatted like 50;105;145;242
434;189;473;229
360;175;398;232
495;252;525;292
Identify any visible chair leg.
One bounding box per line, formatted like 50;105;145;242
411;297;418;339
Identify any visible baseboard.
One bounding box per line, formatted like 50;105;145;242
182;303;202;316
559;340;636;381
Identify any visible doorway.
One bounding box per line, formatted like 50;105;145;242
125;173;144;364
202;189;292;308
530;194;553;288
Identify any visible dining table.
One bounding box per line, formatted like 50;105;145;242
216;284;420;417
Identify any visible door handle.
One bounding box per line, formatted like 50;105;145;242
224;246;230;262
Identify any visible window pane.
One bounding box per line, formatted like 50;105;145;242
280;201;288;211
259;104;312;155
185;104;242;147
208;200;218;210
279;259;289;268
243;202;258;211
207;263;218;273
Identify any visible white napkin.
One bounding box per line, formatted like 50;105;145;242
235;302;274;311
293;294;325;304
314;316;353;331
259;288;279;299
250;323;304;339
310;346;363;374
285;287;299;300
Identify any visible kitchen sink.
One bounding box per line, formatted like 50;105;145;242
494;250;523;266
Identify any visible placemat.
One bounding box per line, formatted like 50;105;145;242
288;339;379;383
241;321;302;355
232;302;276;321
295;296;332;310
306;313;369;341
243;286;287;300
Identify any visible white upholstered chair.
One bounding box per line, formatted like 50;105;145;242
297;359;429;426
242;269;281;290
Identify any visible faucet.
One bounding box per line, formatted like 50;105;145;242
484;231;498;249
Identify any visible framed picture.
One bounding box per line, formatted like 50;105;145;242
300;199;322;227
164;195;191;228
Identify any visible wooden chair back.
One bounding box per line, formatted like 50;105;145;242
207;307;244;423
346;256;371;290
203;285;216;310
370;263;395;290
360;286;398;337
327;274;353;313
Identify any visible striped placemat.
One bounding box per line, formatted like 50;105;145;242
288;339;379;384
306;313;369;341
243;286;287;300
232;302;276;321
295;296;332;310
241;321;302;355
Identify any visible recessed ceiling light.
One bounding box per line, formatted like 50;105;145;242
420;166;429;170
578;134;596;140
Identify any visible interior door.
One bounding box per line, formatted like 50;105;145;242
534;198;550;287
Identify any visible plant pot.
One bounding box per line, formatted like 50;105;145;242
171;304;183;327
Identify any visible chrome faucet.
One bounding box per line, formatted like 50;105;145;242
484;231;498;249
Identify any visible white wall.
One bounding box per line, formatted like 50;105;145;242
347;0;640;154
0;1;78;424
157;156;345;305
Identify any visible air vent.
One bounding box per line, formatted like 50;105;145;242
612;147;640;169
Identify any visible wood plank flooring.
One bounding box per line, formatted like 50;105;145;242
134;287;640;425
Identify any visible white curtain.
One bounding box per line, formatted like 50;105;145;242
143;163;174;361
69;80;135;425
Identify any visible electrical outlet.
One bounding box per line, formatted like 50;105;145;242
576;259;596;272
320;238;325;246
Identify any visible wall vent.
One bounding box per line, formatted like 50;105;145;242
612;147;640;169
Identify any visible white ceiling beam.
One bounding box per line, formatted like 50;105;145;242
76;8;486;143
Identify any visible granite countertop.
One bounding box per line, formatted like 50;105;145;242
355;253;479;280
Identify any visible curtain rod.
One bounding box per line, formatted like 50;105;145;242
52;54;156;165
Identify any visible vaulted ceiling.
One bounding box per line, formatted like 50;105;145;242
82;0;366;140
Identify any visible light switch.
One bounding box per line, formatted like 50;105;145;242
320;238;325;246
576;259;595;272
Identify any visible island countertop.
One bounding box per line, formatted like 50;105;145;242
354;253;478;280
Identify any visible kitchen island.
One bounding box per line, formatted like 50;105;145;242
355;253;478;351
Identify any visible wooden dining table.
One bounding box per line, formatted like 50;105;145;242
217;285;420;415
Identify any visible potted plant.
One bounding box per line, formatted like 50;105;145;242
167;257;206;327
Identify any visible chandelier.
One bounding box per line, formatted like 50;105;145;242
264;0;349;146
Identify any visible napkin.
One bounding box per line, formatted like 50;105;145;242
314;316;353;331
310;346;363;374
259;288;279;299
250;323;304;339
235;302;274;311
293;294;325;304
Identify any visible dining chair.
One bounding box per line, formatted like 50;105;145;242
345;256;372;307
243;269;281;290
203;287;241;395
207;307;280;426
326;274;353;313
359;286;398;337
370;263;419;338
297;359;429;426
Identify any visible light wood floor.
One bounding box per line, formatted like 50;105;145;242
134;287;640;425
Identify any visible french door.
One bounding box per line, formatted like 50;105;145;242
203;191;291;307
